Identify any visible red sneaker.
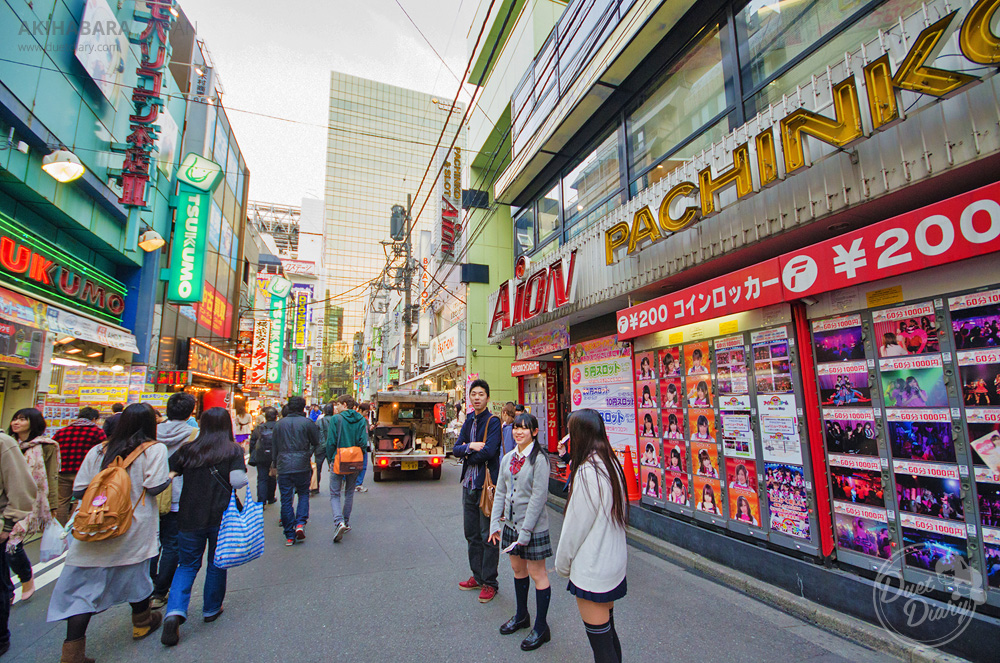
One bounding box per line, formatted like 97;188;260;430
478;585;497;603
458;576;481;591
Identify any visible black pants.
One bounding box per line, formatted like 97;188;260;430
6;544;30;583
256;465;277;504
152;512;180;597
0;542;10;646
313;455;326;492
463;486;498;589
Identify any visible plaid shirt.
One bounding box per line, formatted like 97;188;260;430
52;419;106;473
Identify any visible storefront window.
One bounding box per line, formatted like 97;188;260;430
627;23;730;178
739;0;925;114
563;130;620;223
514;207;535;257
630;114;730;196
537;184;560;245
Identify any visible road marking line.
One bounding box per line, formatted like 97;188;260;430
11;552;67;604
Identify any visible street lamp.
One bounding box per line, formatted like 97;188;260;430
138;229;166;252
42;149;85;183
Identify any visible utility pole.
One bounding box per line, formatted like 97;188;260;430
403;193;413;382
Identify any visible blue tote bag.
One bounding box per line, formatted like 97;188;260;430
211;469;264;569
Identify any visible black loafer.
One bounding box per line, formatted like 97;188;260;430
520;628;550;651
499;614;530;635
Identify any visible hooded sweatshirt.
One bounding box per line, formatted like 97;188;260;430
157;420;198;512
326;409;370;462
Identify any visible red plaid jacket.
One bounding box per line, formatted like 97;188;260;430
52;420;106;474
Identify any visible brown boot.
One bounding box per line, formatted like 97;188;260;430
60;637;95;663
131;607;162;640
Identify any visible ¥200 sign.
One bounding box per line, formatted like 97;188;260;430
606;0;1000;265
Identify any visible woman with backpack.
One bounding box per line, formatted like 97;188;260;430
161;407;247;647
555;409;629;663
6;407;59;602
46;403;170;663
488;412;553;652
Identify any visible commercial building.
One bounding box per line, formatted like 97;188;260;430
479;0;1000;654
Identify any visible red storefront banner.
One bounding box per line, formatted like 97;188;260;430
195;281;233;337
618;180;1000;339
511;360;541;377
545;364;559;452
617;260;784;340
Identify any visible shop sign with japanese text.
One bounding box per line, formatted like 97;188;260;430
248;319;270;385
187;338;237;383
292;291;308;350
511;361;541;377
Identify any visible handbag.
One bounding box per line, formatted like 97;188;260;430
477;415;500;518
210;468;264;569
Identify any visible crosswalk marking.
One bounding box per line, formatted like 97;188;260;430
11;552;67;604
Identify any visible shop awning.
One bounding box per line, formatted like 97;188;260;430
0;285;139;353
398;359;460;388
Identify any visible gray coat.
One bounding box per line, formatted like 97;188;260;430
489;445;550;546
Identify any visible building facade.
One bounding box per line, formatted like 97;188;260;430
476;0;1000;638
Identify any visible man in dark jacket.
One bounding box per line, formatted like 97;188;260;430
101;402;124;437
249;407;279;505
272;396;320;546
51;407;106;525
452;378;502;603
327;395;369;543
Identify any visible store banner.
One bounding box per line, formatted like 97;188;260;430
429;323;463;366
570;335;635;469
295;350;305;394
187;339;237;384
0;321;44;370
236;318;254;363
292;291;309;350
515;322;570;360
167;182;212;303
195;281;233;337
249;319;270;385
266;292;287;386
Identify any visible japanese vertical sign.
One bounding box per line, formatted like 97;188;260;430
248;319;270;386
266;289;287;386
166;154;224;303
292;290;308;350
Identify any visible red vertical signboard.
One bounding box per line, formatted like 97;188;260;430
545;364;559;453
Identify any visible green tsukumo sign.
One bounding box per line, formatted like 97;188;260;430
166;154;224;303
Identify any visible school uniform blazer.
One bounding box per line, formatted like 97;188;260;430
489;446;550;546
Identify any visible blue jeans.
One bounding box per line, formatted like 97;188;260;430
166;527;225;621
356;451;368;486
279;471;311;540
329;471;357;527
153;512;180;597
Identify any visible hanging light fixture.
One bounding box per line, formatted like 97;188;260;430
138;229;166;252
42;149;85;183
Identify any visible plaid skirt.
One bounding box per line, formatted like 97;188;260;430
501;524;552;561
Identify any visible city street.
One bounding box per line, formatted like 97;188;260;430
4;462;896;663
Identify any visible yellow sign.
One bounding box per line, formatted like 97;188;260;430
719;320;739;335
866;285;904;308
76;386;128;402
604;1;1000;264
668;332;684;345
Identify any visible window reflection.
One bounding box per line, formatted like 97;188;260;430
563;131;620;222
631;115;729;196
514;207;535;256
538;184;560;244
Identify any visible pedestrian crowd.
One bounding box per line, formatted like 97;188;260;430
0;379;627;663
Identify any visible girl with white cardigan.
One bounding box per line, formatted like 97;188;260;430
555;409;628;663
488;412;553;651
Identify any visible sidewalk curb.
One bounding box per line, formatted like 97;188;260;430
546;497;966;663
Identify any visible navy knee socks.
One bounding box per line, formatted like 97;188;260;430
609;608;622;661
584;619;619;663
533;586;551;633
513;576;530;621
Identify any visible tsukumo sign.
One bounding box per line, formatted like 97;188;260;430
489;250;577;338
167;154;225;303
604;1;1000;265
617;178;1000;339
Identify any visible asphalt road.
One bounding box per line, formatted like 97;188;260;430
5;461;899;662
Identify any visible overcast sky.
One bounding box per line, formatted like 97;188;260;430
180;0;476;229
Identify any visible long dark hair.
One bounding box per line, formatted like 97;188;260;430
173;407;242;469
102;403;157;469
567;409;628;529
511;412;542;463
8;408;46;441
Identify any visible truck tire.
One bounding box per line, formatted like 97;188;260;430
431;466;442;480
373;471;382;482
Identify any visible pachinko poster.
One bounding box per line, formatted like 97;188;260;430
834;502;891;560
640;465;663;500
871;301;940;358
900;513;969;573
765;463;811;540
727;458;760;528
571;335;635;469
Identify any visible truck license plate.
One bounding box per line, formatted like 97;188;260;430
402;460;419;471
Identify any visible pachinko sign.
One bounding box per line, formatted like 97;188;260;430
488;250;577;340
605;0;1000;265
570;334;635;466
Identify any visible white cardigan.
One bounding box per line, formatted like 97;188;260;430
554;458;627;593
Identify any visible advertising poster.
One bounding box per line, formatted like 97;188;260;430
949;288;1000;350
248;319;271;385
635;351;656;380
637;380;657;408
663;441;686;473
900;513;968;572
292;290;309;350
726;458;760;527
714;335;747;395
689;410;716;442
968;409;1000;468
685;375;713;407
662;409;684;440
983;528;1000;589
659;347;682;376
640;465;662;499
693;475;723;516
664;471;690;506
829;454;885;507
957;349;1000;406
0;321;44;370
683;342;710;376
640;439;661;468
871;301;939;357
758;393;802;463
637;409;658;437
823;408;878;456
720;400;754;458
893;460;963;521
817;361;872;406
886;409;956;462
571;335;634;465
572;384;635;410
692;440;720;479
751;328;793;394
834;502;891;560
74;0;128;106
812;315;866;363
660;377;681;408
765;463;811;540
880;355;948;407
